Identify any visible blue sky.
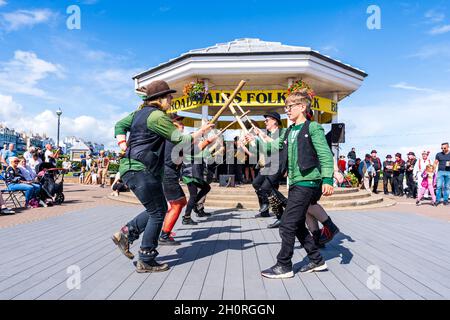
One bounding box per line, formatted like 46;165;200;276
0;0;449;158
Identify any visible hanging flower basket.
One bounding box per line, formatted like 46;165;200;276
287;80;316;100
183;80;207;102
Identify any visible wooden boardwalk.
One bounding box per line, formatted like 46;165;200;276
0;205;449;300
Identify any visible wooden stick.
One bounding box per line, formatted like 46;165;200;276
221;93;256;147
210;80;246;124
233;100;258;131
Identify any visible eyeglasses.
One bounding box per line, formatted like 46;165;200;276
284;103;302;112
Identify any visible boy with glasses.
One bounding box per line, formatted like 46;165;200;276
248;88;334;279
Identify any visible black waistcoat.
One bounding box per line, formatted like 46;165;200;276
125;106;166;176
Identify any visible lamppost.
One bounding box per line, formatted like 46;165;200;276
56;108;62;148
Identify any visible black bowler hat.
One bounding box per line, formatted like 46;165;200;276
263;111;282;126
386;154;392;159
143;80;177;101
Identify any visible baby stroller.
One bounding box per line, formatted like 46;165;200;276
36;163;66;205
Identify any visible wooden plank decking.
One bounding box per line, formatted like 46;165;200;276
0;205;449;300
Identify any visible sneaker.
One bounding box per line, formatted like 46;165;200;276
444;202;449;206
159;231;181;246
182;217;198;225
0;208;15;215
318;225;340;245
135;259;169;273
432;202;438;207
111;229;134;260
416;200;420;206
267;219;282;229
299;260;328;273
261;263;294;279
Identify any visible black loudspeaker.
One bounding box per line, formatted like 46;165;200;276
331;123;345;143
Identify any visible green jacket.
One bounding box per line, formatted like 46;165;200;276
114;109;192;178
260;121;334;187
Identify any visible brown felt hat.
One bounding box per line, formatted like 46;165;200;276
143;80;176;101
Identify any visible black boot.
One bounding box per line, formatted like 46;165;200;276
255;194;270;218
319;217;340;245
182;216;198;225
135;250;169;273
159;231;181;246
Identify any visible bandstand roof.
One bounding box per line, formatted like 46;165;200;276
132;38;367;122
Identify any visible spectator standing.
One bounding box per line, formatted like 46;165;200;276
44;144;59;167
86;154;92;171
392;153;406;196
434;142;450;206
359;154;374;191
347;147;356;162
29;152;43;174
338;155;346;173
416;164;437;206
416;151;432;187
1;143;17;167
383;155;394;195
405;152;418;198
350;158;362;184
23;146;36;163
97;150;110;188
62;158;72;171
371;150;382;194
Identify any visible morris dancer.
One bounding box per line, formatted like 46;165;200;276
111;80;214;273
159;114;188;245
253;88;334;278
251;112;286;222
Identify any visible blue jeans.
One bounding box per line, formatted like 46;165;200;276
122;170;167;262
436;171;450;203
7;183;41;205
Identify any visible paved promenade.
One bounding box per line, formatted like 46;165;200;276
0;184;449;300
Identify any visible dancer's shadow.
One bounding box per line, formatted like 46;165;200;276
161;238;271;267
292;231;355;272
176;224;260;242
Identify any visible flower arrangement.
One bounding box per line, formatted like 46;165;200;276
344;172;360;188
183;80;207;102
287;80;316;100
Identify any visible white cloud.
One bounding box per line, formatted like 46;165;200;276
0;94;127;149
0;9;56;31
0;50;64;98
339;90;450;159
390;82;436;93
91;67;140;100
410;43;450;59
0;1;7;8
424;9;445;23
429;24;450;35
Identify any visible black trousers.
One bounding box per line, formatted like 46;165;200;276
277;185;324;268
252;169;281;198
393;173;404;196
122;170;167;262
373;171;380;192
383;172;393;194
406;172;417;198
185;180;211;216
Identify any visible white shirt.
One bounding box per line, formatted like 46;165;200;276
29;158;42;173
62;161;71;170
45;149;53;163
19;165;36;181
